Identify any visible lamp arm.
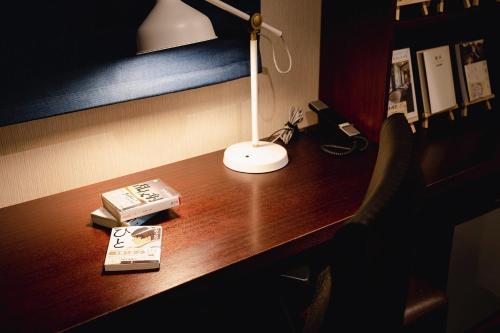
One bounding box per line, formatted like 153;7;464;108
206;0;289;148
205;0;283;37
260;22;283;38
206;0;250;21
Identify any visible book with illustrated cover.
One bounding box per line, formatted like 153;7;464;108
104;226;162;272
455;39;493;104
416;45;458;116
91;207;157;229
101;179;180;222
387;48;419;124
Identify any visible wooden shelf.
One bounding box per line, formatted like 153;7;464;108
417;108;500;190
395;2;496;30
395;5;499;49
395;9;466;31
319;0;499;143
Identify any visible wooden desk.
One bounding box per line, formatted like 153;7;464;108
2;114;500;332
0;130;377;332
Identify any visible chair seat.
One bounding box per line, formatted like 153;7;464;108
404;276;448;329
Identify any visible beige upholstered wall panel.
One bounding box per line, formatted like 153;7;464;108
0;0;321;208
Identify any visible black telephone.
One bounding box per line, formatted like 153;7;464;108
309;100;368;156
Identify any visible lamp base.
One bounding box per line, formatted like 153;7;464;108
223;141;288;173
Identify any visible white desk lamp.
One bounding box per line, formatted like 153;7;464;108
206;0;291;174
137;0;290;173
137;0;217;54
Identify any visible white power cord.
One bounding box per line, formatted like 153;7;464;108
268;106;304;144
260;34;292;74
261;30;295;144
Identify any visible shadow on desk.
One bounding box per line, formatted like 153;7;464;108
69;273;291;333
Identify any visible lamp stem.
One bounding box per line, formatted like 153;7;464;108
250;35;259;147
210;2;289;173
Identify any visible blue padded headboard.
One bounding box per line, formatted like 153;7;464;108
0;0;260;127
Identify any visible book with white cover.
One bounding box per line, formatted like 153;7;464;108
455;39;493;104
91;207;157;229
387;48;419;124
104;226;162;272
101;179;180;222
416;45;458;116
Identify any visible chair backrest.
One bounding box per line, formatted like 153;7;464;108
325;113;421;332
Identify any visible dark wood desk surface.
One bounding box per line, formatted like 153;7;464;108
2;115;500;332
0;130;377;332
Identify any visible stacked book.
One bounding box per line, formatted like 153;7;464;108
92;178;180;272
91;178;180;229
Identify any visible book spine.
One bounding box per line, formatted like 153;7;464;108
92;218;119;229
102;197;122;221
403;48;419;123
122;213;157;227
455;43;470;105
416;51;431;117
408;61;419;123
116;196;180;222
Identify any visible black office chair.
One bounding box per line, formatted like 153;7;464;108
279;113;446;332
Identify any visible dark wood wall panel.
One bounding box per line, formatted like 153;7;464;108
319;0;396;142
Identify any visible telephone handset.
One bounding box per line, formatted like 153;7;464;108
308;100;368;156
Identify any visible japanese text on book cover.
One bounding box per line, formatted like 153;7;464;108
104;226;162;271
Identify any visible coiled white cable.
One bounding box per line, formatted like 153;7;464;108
260;34;292;74
268;106;304;144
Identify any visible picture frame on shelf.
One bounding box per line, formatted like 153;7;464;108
416;45;459;128
387;48;419;133
454;39;495;117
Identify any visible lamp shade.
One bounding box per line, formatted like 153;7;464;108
137;0;217;54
